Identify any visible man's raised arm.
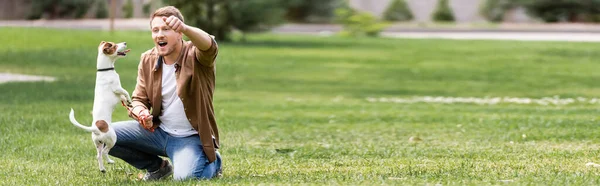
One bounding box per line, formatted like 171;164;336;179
162;16;212;51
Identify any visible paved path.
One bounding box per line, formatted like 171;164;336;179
0;19;149;30
381;32;600;42
4;19;600;42
274;24;600;42
275;23;600;42
0;73;55;84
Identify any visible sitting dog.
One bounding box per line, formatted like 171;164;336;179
69;41;131;173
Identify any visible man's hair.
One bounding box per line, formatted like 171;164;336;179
150;6;184;27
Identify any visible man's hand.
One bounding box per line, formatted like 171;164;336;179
163;16;187;33
129;106;154;131
137;109;154;129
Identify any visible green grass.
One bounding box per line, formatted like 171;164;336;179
2;27;600;185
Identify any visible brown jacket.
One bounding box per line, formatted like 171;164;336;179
131;38;219;162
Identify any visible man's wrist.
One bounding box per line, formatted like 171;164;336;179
132;106;147;116
181;24;190;35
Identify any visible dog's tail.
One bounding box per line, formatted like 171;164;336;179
69;108;97;132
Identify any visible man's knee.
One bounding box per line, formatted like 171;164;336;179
172;147;201;180
173;166;218;180
172;149;221;180
195;152;222;179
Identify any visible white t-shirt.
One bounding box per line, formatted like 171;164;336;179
159;62;197;137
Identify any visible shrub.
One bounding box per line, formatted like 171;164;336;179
335;8;390;37
383;0;413;22
432;0;455;22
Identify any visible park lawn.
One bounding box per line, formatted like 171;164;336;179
2;27;600;185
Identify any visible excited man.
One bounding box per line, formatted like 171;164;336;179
109;6;222;180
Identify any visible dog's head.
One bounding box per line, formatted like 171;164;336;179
98;41;130;58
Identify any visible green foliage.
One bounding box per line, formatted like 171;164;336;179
229;0;286;33
480;0;518;22
335;8;390;37
523;0;600;23
28;0;93;19
432;0;455;22
164;0;287;41
143;2;151;16
122;0;133;18
284;0;346;23
95;0;108;19
383;0;413;22
165;0;231;41
481;0;600;23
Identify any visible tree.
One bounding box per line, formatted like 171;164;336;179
524;0;589;22
432;0;455;22
164;0;287;41
122;0;133;18
383;0;413;22
28;0;93;20
229;0;286;40
480;0;600;23
95;0;109;19
284;0;345;23
480;0;513;22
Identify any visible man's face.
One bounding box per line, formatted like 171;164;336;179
151;16;182;56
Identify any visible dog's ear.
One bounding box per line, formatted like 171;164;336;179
102;42;115;55
98;41;107;51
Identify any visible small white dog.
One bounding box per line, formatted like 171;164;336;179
69;41;131;173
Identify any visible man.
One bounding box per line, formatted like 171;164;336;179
109;6;221;180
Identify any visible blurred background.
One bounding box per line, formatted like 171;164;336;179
3;0;600;40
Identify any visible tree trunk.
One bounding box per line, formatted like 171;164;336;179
110;0;116;31
207;0;215;37
50;4;60;19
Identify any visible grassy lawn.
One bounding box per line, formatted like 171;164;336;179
3;27;600;185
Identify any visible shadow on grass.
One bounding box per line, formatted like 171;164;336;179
539;48;600;59
226;77;451;98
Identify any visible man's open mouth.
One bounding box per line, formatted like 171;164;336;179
158;41;167;47
117;49;131;56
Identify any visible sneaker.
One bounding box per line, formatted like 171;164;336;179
215;168;223;178
142;160;173;181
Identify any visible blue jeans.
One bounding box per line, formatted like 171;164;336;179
108;120;222;180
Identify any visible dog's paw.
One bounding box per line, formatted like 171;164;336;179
125;100;133;107
100;169;106;173
120;95;132;104
107;159;115;164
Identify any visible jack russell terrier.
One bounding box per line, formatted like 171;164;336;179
69;41;131;173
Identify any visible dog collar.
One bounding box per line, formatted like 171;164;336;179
97;67;115;72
